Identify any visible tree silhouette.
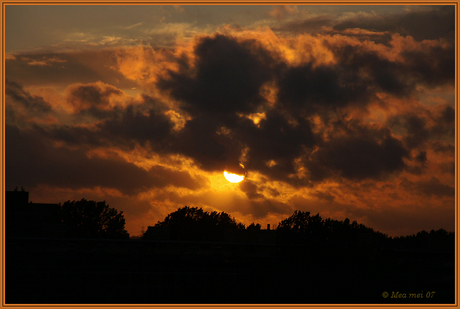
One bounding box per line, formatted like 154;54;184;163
61;199;129;239
247;223;261;230
147;206;244;241
392;228;454;251
277;210;390;249
277;210;325;244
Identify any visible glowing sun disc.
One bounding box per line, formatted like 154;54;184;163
223;171;245;183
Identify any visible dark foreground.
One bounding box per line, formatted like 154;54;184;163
6;237;455;304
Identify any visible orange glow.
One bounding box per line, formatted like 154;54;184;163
223;163;247;183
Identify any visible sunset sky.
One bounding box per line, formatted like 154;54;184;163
5;4;456;237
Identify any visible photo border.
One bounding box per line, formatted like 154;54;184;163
1;1;458;308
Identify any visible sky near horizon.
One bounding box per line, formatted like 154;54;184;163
5;4;456;237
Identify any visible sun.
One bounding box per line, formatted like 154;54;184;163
223;171;245;183
223;163;247;183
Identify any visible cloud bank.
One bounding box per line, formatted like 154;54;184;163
5;5;455;236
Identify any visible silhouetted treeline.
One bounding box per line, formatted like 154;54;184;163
143;207;454;252
6;202;455;304
392;228;455;251
61;199;129;239
277;210;390;250
7;188;454;249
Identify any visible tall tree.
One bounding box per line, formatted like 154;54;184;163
277;210;325;244
61;199;129;239
147;206;244;241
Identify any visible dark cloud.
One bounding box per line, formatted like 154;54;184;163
330;45;412;96
278;41;432;119
277;62;367;115
148;165;209;191
312;191;335;202
403;116;429;149
432;142;455;154
273;14;334;33
158;34;278;116
67;82;123;116
400;176;455;198
6;124;153;195
170;114;244;171
274;7;453;47
5;124;205;195
387;113;429;149
431;105;456;138
397;6;455;41
239;180;264;199
100;104;174;149
333;6;455;41
307;129;409;181
264;186;280;197
5;79;52;115
21;80;242;173
440;105;455;123
405;151;428;176
415;151;427;164
439;161;455;176
45;110;173;151
388;105;455;154
233;109;316;184
401;44;455;88
327;39;454;99
38;93;174;151
43;124;104;147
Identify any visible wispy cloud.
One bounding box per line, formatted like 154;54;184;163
122;22;144;30
21;56;67;66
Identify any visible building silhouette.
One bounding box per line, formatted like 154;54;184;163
6;188;63;238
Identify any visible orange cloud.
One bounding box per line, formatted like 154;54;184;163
114;45;180;86
268;5;298;19
65;81;129;114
